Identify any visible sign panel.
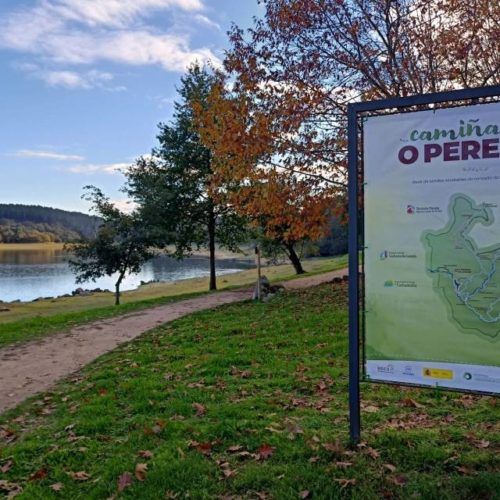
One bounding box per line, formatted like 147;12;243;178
364;102;500;394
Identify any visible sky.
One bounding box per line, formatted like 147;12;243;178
0;0;261;214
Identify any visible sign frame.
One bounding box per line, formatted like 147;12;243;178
347;85;500;443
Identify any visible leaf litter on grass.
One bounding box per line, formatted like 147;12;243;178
0;283;497;499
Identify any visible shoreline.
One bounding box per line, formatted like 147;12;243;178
1;262;256;305
0;242;66;251
0;256;347;324
0;242;254;260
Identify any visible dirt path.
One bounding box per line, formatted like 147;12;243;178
0;269;347;414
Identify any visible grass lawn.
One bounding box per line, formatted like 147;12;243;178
0;283;498;499
0;256;347;349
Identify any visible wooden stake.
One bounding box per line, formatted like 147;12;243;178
255;245;262;301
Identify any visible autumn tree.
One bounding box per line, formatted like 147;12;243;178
199;0;499;190
68;187;154;306
196;0;498;273
126;65;247;291
197;71;344;273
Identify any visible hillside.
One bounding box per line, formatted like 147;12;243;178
0;204;101;244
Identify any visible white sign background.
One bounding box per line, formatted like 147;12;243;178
363;102;500;394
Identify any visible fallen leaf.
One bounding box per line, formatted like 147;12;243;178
389;474;408;486
221;468;237;479
365;447;380;459
227;445;244;453
333;478;356;489
265;425;283;434
473;439;490;449
137;450;154;459
456;465;475;475
1;460;13;474
0;480;22;497
255;492;270;500
362;404;379;413
151;420;166;434
117;472;133;492
383;464;397;473
284;419;304;435
400;398;424;409
335;461;353;468
135;463;148;482
188;441;213;456
322;440;343;454
257;444;275;460
187;381;205;388
299;491;311;498
30;468;48;481
69;471;90;481
0;427;17;444
50;483;63;492
316;381;328;392
192;403;206;417
230;366;252;378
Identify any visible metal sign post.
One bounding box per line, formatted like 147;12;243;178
348;104;361;444
347;85;500;444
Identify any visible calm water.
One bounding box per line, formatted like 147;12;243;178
0;247;254;302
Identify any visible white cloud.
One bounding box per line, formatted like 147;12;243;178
111;199;138;214
41;71;86;88
0;0;220;76
65;162;130;175
61;30;218;72
18;64;124;90
12;150;85;161
48;0;205;28
194;14;221;31
150;95;176;109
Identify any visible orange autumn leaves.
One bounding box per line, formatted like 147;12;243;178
194;78;339;248
193;0;498;253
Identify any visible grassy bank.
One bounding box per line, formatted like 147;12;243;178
0;256;347;348
0;283;497;499
0;243;66;251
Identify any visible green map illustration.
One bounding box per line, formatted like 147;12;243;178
422;194;500;340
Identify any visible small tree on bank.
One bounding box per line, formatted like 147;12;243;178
126;65;247;291
68;187;154;305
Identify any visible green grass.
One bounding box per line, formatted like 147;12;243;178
0;283;498;499
0;256;347;349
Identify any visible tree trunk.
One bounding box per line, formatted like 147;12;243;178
208;208;217;291
115;273;125;305
285;243;305;275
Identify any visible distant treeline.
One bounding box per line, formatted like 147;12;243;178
303;216;348;258
0;204;101;243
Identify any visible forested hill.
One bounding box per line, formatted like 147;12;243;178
0;204;101;243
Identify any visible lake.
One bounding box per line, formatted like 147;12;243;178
0;246;254;303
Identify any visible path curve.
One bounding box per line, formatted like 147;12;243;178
0;269;347;414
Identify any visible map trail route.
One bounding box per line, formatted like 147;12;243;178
422;193;500;340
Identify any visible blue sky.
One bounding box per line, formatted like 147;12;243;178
0;0;261;214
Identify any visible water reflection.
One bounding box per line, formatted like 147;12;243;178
0;247;254;302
